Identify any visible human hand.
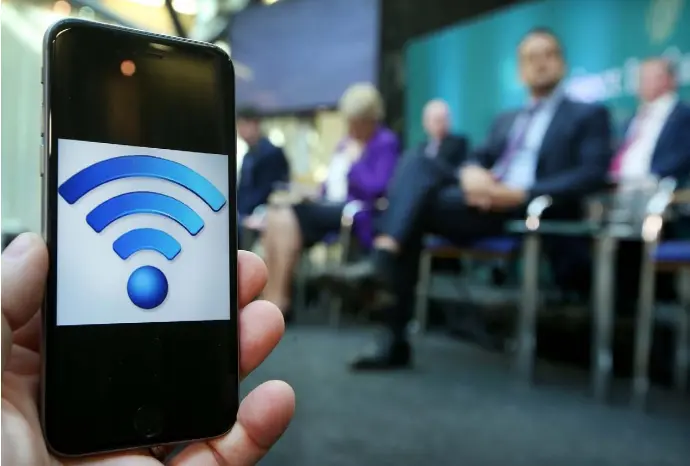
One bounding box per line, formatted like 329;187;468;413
460;165;496;210
460;165;496;197
465;192;493;211
487;184;527;210
1;233;295;466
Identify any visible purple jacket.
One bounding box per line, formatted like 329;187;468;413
329;126;400;248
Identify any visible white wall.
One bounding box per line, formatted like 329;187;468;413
1;5;56;234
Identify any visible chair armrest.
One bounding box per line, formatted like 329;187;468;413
507;192;605;236
336;198;387;262
523;195;554;231
340;200;366;228
339;198;388;228
645;177;677;216
251;204;268;217
640;177;677;242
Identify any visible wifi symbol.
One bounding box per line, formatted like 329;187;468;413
59;155;227;310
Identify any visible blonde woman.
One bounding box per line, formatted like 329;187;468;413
261;83;400;317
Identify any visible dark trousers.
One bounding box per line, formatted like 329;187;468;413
377;157;512;338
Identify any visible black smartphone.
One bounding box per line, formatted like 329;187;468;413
41;19;238;456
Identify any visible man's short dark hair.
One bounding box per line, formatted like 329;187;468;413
519;26;563;55
237;106;261;122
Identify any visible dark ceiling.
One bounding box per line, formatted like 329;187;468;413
381;0;530;50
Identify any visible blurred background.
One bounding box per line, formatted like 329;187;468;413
2;0;690;464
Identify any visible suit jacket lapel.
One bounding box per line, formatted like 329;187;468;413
650;102;680;171
493;112;519;163
537;98;570;164
437;136;452;160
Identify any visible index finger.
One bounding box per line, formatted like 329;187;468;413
237;250;268;308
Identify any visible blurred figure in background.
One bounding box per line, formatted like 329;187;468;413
237;107;290;223
614;57;690;309
415;99;469;170
611;58;690;182
261;83;399;316
322;27;612;370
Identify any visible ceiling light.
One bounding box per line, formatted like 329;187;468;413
125;0;197;15
172;0;198;15
127;0;165;6
78;6;96;19
263;0;280;5
53;0;72;15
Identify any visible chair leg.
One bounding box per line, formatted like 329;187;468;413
413;251;433;336
328;225;354;328
591;234;617;402
674;269;690;393
329;296;343;328
515;234;541;383
632;239;658;410
294;253;309;316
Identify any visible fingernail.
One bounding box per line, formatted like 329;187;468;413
3;233;35;259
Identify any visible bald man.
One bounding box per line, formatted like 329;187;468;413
417;100;469;170
614;58;690;313
611;58;690;182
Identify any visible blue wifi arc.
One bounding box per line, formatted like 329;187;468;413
59;155;227;310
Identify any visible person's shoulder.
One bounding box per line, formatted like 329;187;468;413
371;127;400;150
674;100;690;116
445;132;468;142
562;97;609;118
486;110;518;133
375;126;399;144
495;108;520;123
263;139;286;157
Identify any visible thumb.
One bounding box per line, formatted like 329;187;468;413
1;233;49;371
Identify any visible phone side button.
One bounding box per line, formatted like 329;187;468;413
39;143;44;177
133;405;163;439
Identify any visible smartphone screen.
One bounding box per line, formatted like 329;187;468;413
42;21;238;455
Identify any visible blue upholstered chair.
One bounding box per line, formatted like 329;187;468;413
413;235;521;334
631;184;690;408
633;240;690;405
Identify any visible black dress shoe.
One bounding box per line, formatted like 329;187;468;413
349;339;412;371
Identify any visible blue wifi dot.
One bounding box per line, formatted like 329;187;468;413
127;266;168;310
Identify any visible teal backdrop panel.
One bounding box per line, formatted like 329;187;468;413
404;0;690;148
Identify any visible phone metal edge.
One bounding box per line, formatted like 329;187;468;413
39;18;238;458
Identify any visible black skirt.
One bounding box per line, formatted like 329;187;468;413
292;201;347;248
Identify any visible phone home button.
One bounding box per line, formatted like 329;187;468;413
134;405;163;438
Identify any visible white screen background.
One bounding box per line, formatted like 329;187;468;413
57;139;231;326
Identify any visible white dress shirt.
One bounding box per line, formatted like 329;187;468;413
618;92;678;181
425;139;440;158
501;88;564;190
325;141;360;202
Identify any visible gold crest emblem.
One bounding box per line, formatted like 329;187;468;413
647;0;684;43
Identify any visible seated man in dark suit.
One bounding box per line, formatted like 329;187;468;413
414;99;469;171
237;107;290;222
613;58;690;306
612;58;690;183
322;27;613;370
